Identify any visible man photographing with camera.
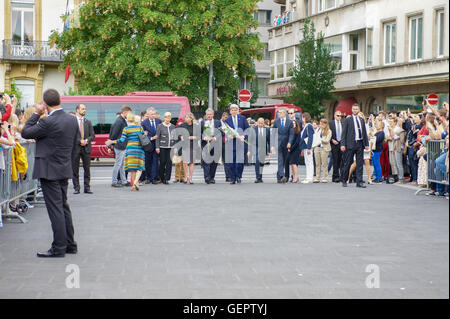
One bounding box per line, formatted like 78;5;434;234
21;89;80;258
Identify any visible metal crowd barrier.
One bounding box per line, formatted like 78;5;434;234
415;140;449;196
1;142;40;225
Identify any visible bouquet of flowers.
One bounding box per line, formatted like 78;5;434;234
221;123;249;145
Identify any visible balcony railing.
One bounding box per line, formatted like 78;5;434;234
1;40;63;62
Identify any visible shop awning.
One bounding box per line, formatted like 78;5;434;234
336;98;358;117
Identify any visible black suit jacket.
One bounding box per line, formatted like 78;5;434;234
74;117;95;154
22;109;79;180
272;117;294;147
341;115;369;150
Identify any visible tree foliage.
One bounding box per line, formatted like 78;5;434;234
50;0;264;111
287;19;338;118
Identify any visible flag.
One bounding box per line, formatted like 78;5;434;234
65;64;72;83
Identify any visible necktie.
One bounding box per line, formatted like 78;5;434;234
152;120;156;131
355;116;362;140
233;116;238;129
80;118;84;141
281;119;285;131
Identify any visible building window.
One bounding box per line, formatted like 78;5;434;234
11;1;35;43
366;28;373;67
14;79;35;109
254;10;272;26
257;78;269;97
409;16;423;61
349;34;358;70
324;35;342;70
285;47;295;77
270;47;296;80
318;0;336;13
305;0;309;17
262;43;270;60
276;50;284;79
387;94;449;111
437;10;445;57
384;22;396;64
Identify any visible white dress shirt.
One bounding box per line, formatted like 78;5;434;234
335;120;342;142
352;115;363;141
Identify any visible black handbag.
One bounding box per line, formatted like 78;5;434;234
138;128;154;152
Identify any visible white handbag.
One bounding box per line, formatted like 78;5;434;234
370;136;377;151
311;129;322;148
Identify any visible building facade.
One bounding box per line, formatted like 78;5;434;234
268;0;449;117
244;0;284;107
0;0;82;109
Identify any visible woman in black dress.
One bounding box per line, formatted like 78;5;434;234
288;120;302;183
180;113;198;184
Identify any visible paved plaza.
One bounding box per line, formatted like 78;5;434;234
0;165;448;299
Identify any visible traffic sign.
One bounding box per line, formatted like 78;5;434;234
238;89;252;102
240;101;250;109
427;93;439;106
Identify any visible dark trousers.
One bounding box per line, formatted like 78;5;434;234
277;145;290;181
203;161;218;181
222;143;230;179
407;147;419;182
159;148;172;182
342;141;365;184
227;151;244;182
72;148;91;191
40;178;77;254
255;157;265;180
381;142;390;178
145;149;159;181
331;143;342;181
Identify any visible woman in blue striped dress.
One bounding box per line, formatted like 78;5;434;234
107;113;145;191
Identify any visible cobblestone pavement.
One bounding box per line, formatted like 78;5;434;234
0;165;448;299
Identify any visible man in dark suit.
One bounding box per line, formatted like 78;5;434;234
141;107;162;184
223;104;250;184
340;103;369;188
72;104;95;194
201;108;222;184
329;110;344;183
272;108;294;183
288;108;302;131
22;89;79;258
247;118;271;183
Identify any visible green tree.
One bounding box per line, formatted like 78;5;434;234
287;19;338;118
50;0;264;112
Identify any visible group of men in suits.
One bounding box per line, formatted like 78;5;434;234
327;104;370;188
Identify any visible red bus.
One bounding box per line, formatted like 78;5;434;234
61;92;191;159
240;104;303;122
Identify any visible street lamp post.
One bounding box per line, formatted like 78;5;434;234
209;62;214;111
208;3;215;111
